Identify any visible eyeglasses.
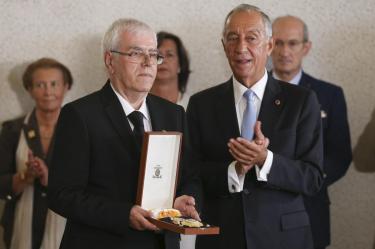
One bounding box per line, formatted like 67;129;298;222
274;40;306;51
110;49;164;65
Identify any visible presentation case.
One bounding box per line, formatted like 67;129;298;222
136;132;219;235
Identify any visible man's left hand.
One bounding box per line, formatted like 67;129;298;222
228;121;269;167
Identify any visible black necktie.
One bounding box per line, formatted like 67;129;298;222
128;111;145;149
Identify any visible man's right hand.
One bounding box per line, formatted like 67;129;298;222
228;121;270;176
129;205;159;231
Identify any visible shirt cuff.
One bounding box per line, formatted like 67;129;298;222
228;161;245;193
255;150;273;181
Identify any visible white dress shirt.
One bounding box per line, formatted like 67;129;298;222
113;84;196;249
111;83;152;132
228;69;274;193
272;69;302;85
177;92;191;110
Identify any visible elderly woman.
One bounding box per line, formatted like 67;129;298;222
151;31;191;108
0;58;73;249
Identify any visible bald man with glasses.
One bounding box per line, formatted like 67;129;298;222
271;15;352;249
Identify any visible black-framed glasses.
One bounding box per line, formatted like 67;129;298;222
110;49;164;65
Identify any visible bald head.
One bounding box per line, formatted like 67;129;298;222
273;15;309;42
271;15;311;82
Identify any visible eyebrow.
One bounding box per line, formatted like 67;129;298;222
275;38;302;42
163;49;176;53
226;29;263;36
128;46;158;53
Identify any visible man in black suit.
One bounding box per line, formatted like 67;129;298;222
187;4;324;249
271;15;352;249
48;18;200;249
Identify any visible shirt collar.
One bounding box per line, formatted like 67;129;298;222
272;69;303;85
233;69;268;105
110;83;150;121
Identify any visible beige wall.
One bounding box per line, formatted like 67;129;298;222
1;1;374;248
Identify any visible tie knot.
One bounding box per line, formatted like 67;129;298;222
243;89;254;101
128;111;144;130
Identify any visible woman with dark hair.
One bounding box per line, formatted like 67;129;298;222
151;32;195;249
0;57;73;249
151;31;191;108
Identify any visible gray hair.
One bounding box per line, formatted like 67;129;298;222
102;18;155;57
273;15;309;42
222;4;272;40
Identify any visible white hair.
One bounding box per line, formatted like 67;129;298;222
222;4;272;40
102;18;155;58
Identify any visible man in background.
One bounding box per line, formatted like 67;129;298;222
271;15;352;249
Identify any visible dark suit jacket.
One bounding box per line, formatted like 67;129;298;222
48;82;200;249
187;76;324;249
299;72;352;248
0;111;50;249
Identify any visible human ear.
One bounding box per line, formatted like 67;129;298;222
302;41;312;56
104;52;115;74
266;37;274;56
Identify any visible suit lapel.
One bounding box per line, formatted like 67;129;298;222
147;95;164;131
100;81;138;155
258;76;284;137
215;79;241;139
23;110;44;158
299;71;312;89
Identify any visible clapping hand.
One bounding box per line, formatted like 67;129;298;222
228;121;269;176
26;150;48;186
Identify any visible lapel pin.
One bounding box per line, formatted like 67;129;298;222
321;110;327;118
275;99;281;106
28;130;36;139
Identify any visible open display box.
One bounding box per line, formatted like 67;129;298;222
136;132;219;235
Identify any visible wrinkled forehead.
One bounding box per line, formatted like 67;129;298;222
119;30;157;50
224;11;265;36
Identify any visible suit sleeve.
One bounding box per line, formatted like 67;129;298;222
175;106;203;209
186;97;231;198
48;104;132;236
323;87;352;185
267;91;324;196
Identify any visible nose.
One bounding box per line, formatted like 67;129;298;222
44;83;54;95
142;54;152;67
41;82;58;95
277;42;291;56
234;37;249;54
